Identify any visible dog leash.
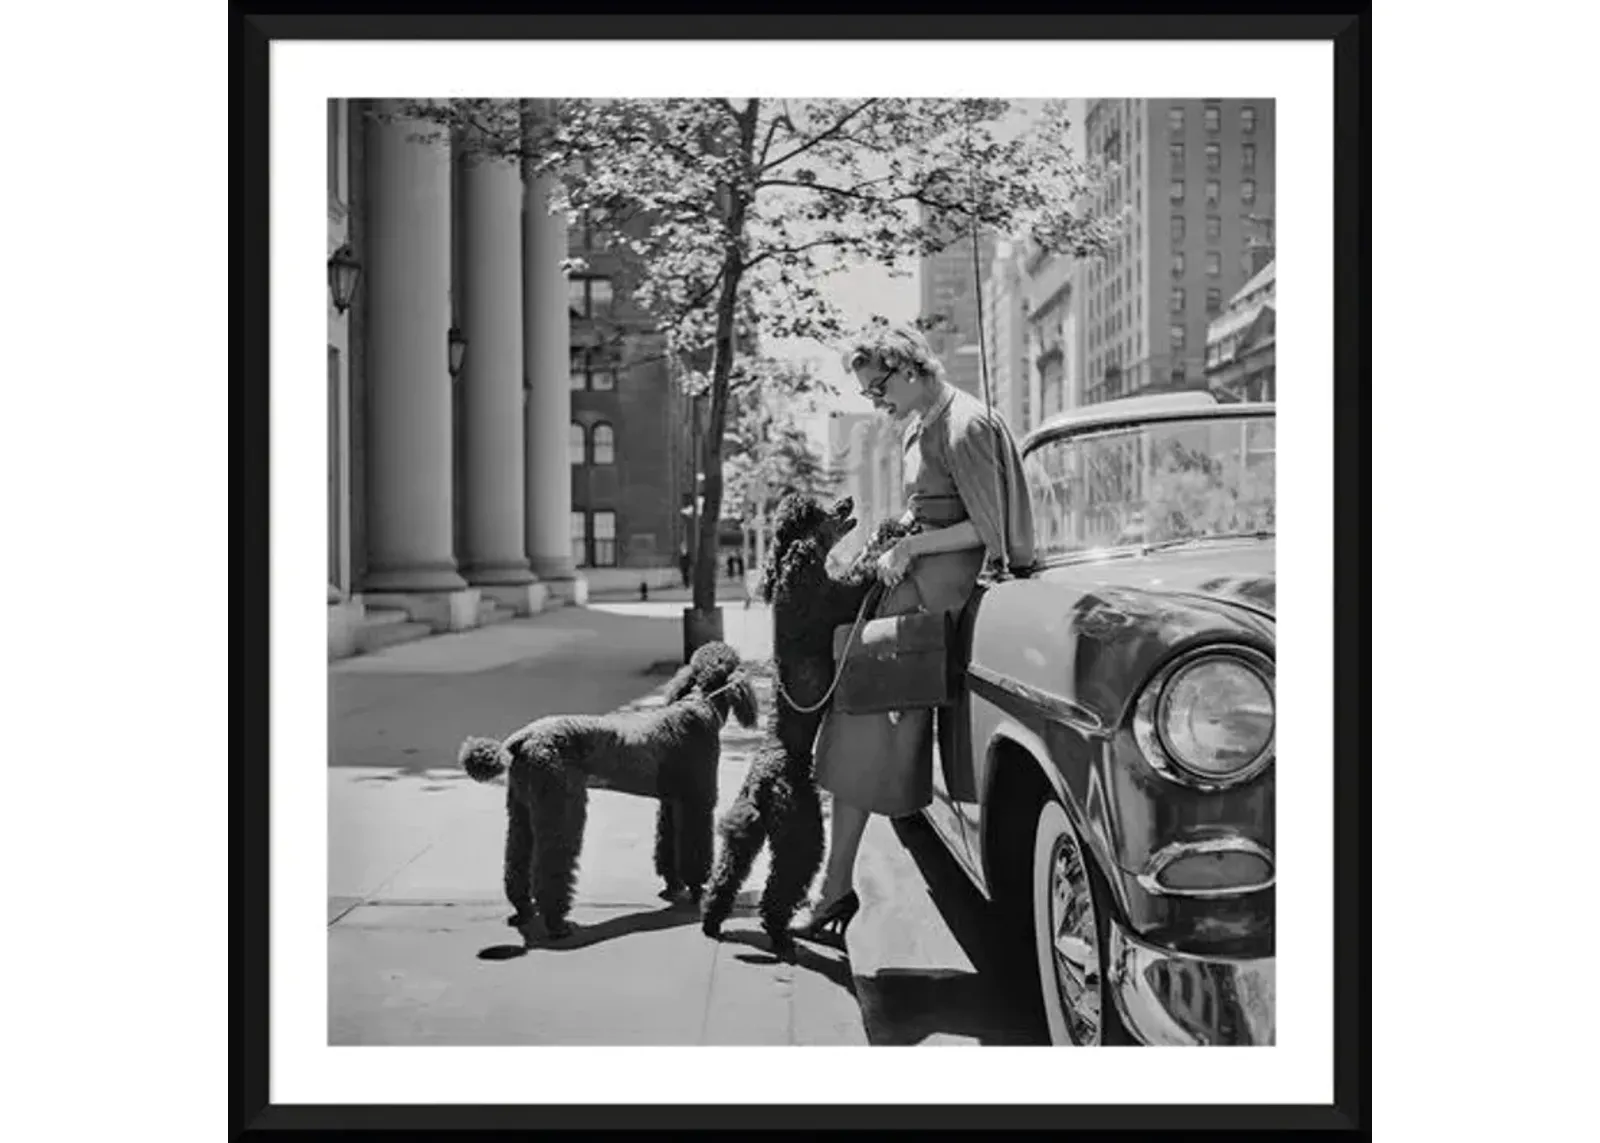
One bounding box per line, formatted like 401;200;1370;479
771;582;886;715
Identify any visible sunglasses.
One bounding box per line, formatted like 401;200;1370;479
860;365;897;400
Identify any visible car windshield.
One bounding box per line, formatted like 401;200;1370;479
1023;412;1275;560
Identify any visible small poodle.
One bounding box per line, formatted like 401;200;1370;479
700;493;890;959
460;640;758;939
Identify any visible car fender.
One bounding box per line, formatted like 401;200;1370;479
978;718;1128;925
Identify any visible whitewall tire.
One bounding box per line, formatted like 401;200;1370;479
1030;797;1120;1045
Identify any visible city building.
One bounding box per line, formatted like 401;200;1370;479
918;217;998;398
1077;98;1276;404
1206;259;1276;402
981;240;1031;431
1018;240;1084;434
567;209;696;593
327;99;684;660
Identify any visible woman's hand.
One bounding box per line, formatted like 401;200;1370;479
877;537;916;587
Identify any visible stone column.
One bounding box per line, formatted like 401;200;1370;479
361;101;477;632
458;133;545;616
521;100;586;605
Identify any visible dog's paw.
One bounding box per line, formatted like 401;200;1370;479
506;911;534;929
657;882;683;902
543;918;575;941
767;932;799;963
701;915;723;940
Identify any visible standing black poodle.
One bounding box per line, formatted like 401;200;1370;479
699;493;891;959
459;640;758;939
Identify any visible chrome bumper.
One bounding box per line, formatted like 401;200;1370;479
1108;924;1275;1046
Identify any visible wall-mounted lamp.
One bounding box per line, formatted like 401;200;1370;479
448;326;468;379
327;242;362;315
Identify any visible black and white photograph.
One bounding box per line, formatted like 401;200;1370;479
323;92;1280;1052
247;19;1361;1133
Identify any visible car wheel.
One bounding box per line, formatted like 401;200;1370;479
1029;797;1128;1045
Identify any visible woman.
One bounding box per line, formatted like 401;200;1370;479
792;324;1036;943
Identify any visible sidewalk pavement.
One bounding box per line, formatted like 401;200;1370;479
328;600;866;1046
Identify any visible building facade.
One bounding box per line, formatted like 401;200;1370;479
327;99;590;659
566;212;696;593
1078;98;1276;404
1206;260;1276;402
981;240;1031;431
919;222;999;398
1017;241;1084;435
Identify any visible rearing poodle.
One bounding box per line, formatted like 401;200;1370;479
460;640;758;939
699;493;898;959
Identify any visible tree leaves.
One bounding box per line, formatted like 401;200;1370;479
386;96;1124;609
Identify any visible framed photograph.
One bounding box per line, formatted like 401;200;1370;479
236;11;1368;1135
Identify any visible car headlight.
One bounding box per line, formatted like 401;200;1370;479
1133;647;1275;788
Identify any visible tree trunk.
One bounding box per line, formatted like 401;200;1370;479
690;100;759;620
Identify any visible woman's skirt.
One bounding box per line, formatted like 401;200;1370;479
811;547;984;817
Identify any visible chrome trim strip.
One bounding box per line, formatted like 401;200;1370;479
1135;835;1276;898
967;663;1106;736
1131;643;1275;791
1108;924;1275;1046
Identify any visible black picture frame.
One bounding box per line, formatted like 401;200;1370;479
234;11;1369;1136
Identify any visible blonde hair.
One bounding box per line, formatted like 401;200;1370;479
840;323;945;384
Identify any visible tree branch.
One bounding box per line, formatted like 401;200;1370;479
743;235;872;273
758;98;882;175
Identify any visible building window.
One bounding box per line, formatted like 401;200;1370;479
1169;142;1184;168
591;422;615;465
1172;364;1186;385
1243;143;1256;173
1170;288;1185;313
570;511;587;566
1205;180;1220;207
1206;287;1223;314
568;276;614;319
1170;180;1184;204
1168;106;1184;133
569;421;587;465
1241;105;1257;133
1241;179;1257;205
1207;215;1223;242
569;348;617;391
592;510;617;567
1207;251;1222;277
1170;216;1185;246
1172;252;1185;278
1204;106;1220;133
1170;325;1186;351
1206;143;1222;173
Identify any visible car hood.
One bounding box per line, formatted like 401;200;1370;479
1031;539;1275;619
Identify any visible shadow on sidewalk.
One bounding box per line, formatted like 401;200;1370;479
477;901;702;959
720;929;856;993
871;815;1049;1045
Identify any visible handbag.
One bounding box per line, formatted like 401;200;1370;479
831;586;954;715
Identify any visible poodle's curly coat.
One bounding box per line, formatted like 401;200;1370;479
700;493;892;959
460;640;758;938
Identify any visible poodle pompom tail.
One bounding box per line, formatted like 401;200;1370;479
459;736;511;783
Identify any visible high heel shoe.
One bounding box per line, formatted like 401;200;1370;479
790;889;860;944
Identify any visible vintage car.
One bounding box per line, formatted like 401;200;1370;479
929;390;1275;1047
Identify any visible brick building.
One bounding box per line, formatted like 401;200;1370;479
566;213;696;591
